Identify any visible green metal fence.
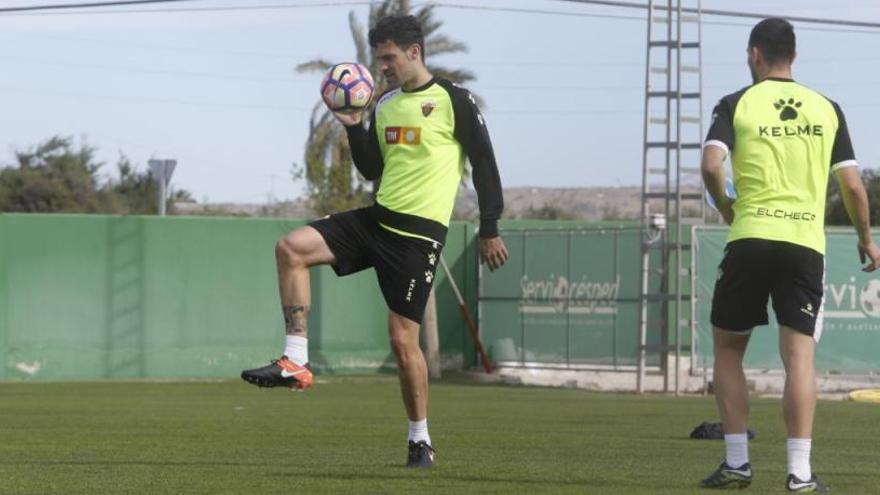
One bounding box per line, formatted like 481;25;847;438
478;226;660;369
693;226;880;373
8;214;872;381
0;214;478;380
476;223;880;375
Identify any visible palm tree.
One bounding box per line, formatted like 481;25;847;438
295;0;475;216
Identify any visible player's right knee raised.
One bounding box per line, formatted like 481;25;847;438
275;234;305;267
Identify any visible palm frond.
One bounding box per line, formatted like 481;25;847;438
368;3;381;31
427;66;475;85
399;0;412;12
296;59;333;74
369;0;392;27
348;11;368;66
425;35;468;56
415;7;441;36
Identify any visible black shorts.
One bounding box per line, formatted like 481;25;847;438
711;238;824;339
309;207;442;324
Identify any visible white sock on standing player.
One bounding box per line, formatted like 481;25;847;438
787;438;812;480
284;335;308;365
724;433;749;468
408;419;431;445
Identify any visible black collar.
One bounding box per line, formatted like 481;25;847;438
402;77;436;93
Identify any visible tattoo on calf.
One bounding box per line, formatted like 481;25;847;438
283;305;309;336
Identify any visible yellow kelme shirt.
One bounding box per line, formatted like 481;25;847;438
344;77;504;244
705;77;858;254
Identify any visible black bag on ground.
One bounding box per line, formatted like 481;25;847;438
689;421;755;440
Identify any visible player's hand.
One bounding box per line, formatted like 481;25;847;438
858;239;880;272
331;109;363;126
479;236;509;272
717;197;735;226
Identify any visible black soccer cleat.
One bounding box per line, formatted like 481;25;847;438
786;474;829;492
406;440;435;468
240;357;312;391
699;461;753;489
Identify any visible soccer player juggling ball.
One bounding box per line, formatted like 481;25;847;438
700;17;880;492
241;15;508;468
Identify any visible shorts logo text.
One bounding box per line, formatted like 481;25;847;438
405;278;416;302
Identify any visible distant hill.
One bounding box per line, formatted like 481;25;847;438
175;186;645;220
453;186;642;220
174;198;315;219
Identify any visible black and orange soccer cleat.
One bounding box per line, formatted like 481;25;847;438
241;356;313;391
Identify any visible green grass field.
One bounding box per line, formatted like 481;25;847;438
0;376;877;494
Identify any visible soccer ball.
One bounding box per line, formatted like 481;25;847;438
860;279;880;317
320;62;374;114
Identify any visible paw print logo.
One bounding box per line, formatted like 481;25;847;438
773;98;802;121
428;253;437;266
424;271;434;283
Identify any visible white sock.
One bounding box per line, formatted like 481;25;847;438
284;336;308;365
724;433;749;468
787;438;812;480
408;419;431;445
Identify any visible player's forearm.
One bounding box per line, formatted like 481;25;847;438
477;202;502;238
701;152;728;207
466;138;504;237
839;177;873;244
472;160;503;238
344;124;383;180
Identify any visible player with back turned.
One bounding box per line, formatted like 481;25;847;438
700;17;880;492
240;14;509;468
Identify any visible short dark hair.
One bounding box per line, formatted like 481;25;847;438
748;18;796;66
368;15;425;60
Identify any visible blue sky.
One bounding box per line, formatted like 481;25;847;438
1;0;878;204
